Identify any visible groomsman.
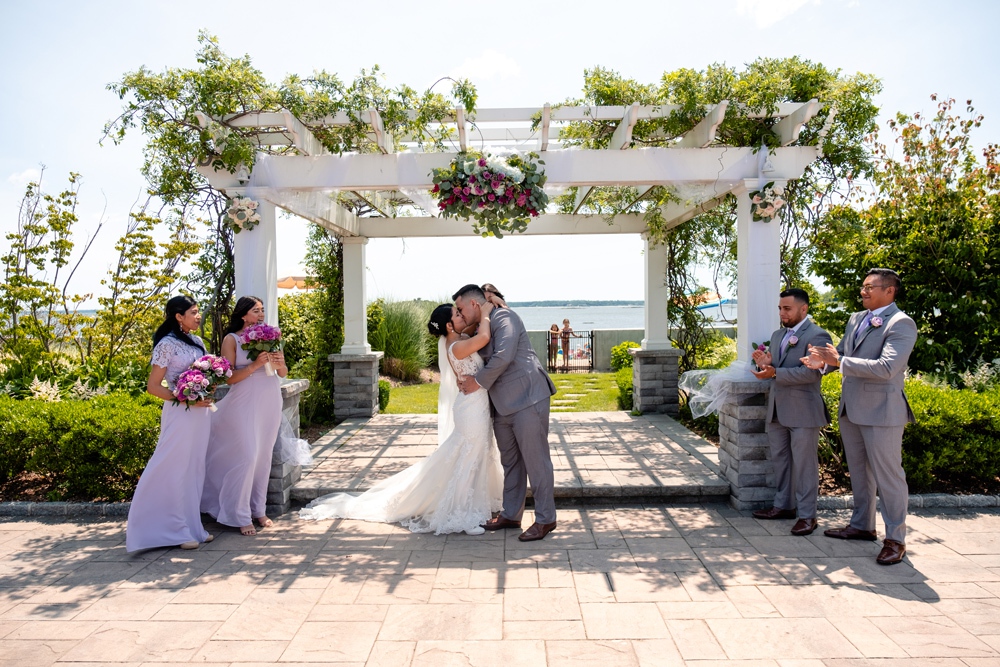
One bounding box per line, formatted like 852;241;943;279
805;269;917;565
750;289;832;536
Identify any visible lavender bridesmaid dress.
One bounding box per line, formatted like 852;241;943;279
126;334;212;552
201;332;282;527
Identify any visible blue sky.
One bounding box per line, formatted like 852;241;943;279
1;0;997;303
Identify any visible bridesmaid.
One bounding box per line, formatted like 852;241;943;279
201;296;287;536
126;295;215;552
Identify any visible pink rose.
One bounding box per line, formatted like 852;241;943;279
871;316;883;328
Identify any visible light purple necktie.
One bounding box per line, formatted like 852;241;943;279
854;311;873;342
779;328;795;357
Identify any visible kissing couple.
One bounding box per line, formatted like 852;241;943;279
300;283;559;542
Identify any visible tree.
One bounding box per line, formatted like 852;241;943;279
813;96;1000;376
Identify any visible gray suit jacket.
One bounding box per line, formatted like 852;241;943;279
833;303;917;427
475;308;556;417
765;318;832;430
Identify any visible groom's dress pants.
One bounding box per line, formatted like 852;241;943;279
493;399;556;525
840;411;908;544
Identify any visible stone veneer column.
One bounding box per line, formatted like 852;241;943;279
629;348;684;416
715;378;776;510
329;351;384;423
265;378;310;516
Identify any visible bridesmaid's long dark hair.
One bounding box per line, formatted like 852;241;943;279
152;295;205;351
225;296;264;336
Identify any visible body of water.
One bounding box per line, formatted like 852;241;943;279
512;302;738;332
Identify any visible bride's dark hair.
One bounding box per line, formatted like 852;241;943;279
427;304;453;337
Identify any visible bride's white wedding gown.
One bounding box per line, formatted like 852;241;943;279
298;341;503;534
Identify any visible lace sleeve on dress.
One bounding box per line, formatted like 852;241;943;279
150;338;176;368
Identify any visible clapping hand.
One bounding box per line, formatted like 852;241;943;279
752;348;772;369
802;343;838;370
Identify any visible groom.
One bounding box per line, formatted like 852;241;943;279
453;284;558;541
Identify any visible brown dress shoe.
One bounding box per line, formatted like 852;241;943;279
518;521;557;542
823;525;878;541
790;518;818;536
752;507;797;520
482;515;522;531
876;539;906;565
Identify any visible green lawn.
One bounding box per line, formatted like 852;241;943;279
383;372;620;414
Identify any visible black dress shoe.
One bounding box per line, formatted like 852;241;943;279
752;507;797;520
518;521;557;542
876;539;906;565
790;518;818;536
823;525;878;541
482;515;522;531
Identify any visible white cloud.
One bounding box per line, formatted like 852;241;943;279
7;168;42;186
449;49;521;81
737;0;815;28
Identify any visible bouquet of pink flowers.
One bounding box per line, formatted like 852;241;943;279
240;323;282;376
173;355;232;411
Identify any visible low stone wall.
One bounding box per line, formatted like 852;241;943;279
629;348;684;415
265;378;310;516
715;378;775;510
329;352;384;423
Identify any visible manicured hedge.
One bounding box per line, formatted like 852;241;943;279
0;394;162;500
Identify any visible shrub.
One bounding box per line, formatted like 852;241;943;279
369;300;429;382
378;379;391;412
610;341;640;372
615;367;633;411
0;393;162;500
818;375;1000;493
699;335;737;370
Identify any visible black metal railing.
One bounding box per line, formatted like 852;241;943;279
547;330;594;373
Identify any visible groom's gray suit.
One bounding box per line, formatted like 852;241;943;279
763;318;832;519
831;302;917;543
475;307;558;524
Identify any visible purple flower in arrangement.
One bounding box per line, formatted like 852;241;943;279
871;316;883;328
173;355;231;410
488;194;496;201
478;158;487;167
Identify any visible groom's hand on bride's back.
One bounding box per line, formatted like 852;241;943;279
458;376;482;395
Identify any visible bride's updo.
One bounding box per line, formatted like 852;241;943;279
427;304;453;337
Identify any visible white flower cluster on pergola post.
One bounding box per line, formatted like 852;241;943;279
196;100;827;364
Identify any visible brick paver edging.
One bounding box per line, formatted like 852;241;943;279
3;492;1000;516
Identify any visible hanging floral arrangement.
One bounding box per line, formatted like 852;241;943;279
749;182;786;222
223;196;260;233
430;151;549;238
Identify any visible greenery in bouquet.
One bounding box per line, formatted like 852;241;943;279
430;151;549;238
173;355;232;410
748;182;786;222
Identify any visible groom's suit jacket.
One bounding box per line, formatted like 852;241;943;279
832;303;917;427
475;308;556;416
764;318;832;431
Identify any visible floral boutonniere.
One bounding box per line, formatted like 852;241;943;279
787;335;799;348
871;316;883;328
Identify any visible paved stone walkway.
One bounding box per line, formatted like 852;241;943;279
292;413;728;504
1;506;999;665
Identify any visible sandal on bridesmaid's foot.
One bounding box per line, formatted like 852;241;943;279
204;534;214;543
240;524;257;536
179;541;199;550
255;516;274;529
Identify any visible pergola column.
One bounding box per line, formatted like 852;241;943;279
735;180;782;361
233;199;278;324
641;235;671;351
340;236;371;355
329;235;382;423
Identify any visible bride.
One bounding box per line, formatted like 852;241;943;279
298;300;503;535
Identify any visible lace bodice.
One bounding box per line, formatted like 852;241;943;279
448;342;483;378
151;334;206;391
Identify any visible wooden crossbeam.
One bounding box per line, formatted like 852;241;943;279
773;98;819;146
358;213;648;237
573;103;640;214
368;108;393;154
538;103;551;152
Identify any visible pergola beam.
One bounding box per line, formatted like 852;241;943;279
358;213;648;238
773;98;819;146
243;146;818;191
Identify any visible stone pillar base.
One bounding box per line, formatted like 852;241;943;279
329;352;383;424
715;378;776;510
629;348;684;416
265;378;310;516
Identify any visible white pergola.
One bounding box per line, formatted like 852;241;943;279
196;100;832;362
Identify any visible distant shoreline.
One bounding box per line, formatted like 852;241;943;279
508;300;643;308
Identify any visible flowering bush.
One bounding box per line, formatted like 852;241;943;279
241;323;282;375
430;151;549;238
223;196;260;233
173;355;232;410
749;182;785;222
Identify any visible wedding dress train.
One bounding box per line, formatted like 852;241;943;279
298;339;503;534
